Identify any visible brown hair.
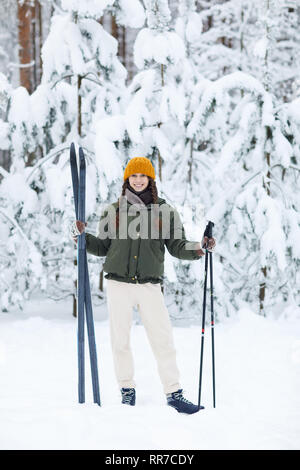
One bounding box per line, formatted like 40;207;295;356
116;177;161;229
121;178;158;202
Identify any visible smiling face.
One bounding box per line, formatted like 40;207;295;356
128;173;149;192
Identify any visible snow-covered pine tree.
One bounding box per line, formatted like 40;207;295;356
89;0;145;203
0;72;43;311
252;0;300;103
174;0;205;194
190;0;252;80
29;0;131;312
174;0;300;320
187;65;300;318
84;0;145;297
0;0;18;89
123;0;185;179
194;0;300;103
161;0;214;323
0;0;130;312
101;0;146;83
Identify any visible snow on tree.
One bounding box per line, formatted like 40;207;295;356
0;0;129;312
156;0;212;323
110;0;145;29
0;73;43;311
173;0;210;199
93;0;187;198
190;0;255;80
193;0;300;103
0;0;18;88
187;68;300;318
252;0;300;102
29;0;130;311
177;0;300;319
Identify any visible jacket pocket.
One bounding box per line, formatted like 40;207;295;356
103;239;129;276
150;239;164;262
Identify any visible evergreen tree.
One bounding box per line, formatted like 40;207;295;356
0;73;42;311
194;0;300;103
187;67;300;317
0;0;129;311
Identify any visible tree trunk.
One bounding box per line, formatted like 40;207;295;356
157;122;163;182
18;0;34;93
156;65;165;182
110;15;128;75
36;0;43;85
77;74;82;136
111;14;118;40
0;150;11;173
31;2;37;88
188;138;194;184
259;266;267;317
259;125;272;315
259;0;272;315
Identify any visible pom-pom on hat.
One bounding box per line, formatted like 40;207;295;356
123;157;155;181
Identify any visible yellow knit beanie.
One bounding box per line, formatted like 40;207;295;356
123;157;155;181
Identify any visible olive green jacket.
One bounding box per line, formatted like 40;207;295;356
85;196;202;284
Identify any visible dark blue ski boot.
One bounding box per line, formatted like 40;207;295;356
167;389;203;414
121;388;136;406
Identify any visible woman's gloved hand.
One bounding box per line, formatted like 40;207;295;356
70;220;87;243
201;235;216;252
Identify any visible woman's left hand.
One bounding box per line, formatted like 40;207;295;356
202;236;216;252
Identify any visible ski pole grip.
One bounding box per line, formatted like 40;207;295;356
204;220;214;239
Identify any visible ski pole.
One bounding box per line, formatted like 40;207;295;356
209;248;216;408
198;220;215;409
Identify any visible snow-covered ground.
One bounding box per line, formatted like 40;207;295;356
0;296;299;450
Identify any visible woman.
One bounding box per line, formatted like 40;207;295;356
71;157;216;414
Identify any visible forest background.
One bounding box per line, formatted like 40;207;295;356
0;0;299;323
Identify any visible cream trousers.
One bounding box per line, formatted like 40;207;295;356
106;279;181;394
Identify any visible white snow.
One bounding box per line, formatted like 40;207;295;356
60;0;114;20
115;0;145;29
0;172;38;215
253;37;268;60
0;297;299;450
0;0;300;452
134;29;185;69
176;12;203;44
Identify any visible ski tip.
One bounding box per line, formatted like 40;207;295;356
70;142;76;161
79;147;86;166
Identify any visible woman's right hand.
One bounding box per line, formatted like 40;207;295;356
70;220;87;243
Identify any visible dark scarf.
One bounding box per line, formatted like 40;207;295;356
127;183;153;206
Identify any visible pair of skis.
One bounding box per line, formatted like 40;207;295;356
70;143;101;406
